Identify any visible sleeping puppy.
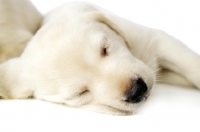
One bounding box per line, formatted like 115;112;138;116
0;1;199;115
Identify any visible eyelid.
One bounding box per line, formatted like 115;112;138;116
66;89;90;100
78;89;89;96
101;37;109;56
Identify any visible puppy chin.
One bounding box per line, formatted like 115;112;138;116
79;104;139;116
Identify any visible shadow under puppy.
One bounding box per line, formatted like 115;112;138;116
0;1;199;115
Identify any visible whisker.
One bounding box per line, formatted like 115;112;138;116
140;45;151;62
153;68;162;73
156;74;166;79
147;55;162;68
141;44;157;63
149;62;168;71
155;72;167;82
136;38;151;60
156;79;161;82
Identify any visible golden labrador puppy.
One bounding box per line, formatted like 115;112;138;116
0;1;199;115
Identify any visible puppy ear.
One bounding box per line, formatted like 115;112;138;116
87;12;130;49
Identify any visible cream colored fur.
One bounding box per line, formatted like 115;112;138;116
0;0;42;63
0;1;199;115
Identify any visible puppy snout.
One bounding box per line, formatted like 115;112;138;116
125;78;148;103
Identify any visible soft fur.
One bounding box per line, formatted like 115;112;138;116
0;1;199;115
0;0;42;63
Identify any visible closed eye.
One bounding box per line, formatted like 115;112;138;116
101;47;108;56
66;88;90;100
79;89;89;96
72;89;90;99
101;37;109;57
65;88;92;106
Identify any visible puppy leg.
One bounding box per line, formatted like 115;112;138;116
156;31;200;89
0;59;34;99
158;69;194;87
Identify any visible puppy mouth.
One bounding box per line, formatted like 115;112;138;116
103;104;133;115
103;94;149;115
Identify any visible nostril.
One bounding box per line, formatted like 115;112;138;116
125;78;148;103
136;78;147;93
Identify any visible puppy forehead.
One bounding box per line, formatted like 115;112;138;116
62;27;108;54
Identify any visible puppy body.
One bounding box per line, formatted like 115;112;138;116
0;1;199;115
0;0;42;63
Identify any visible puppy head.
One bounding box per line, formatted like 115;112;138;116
21;11;155;115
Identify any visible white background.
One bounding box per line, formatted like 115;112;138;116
1;0;200;132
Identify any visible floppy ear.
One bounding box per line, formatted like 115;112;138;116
87;12;131;49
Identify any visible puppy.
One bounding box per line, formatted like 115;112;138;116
0;1;199;115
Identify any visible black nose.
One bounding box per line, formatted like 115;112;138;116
125;78;148;103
